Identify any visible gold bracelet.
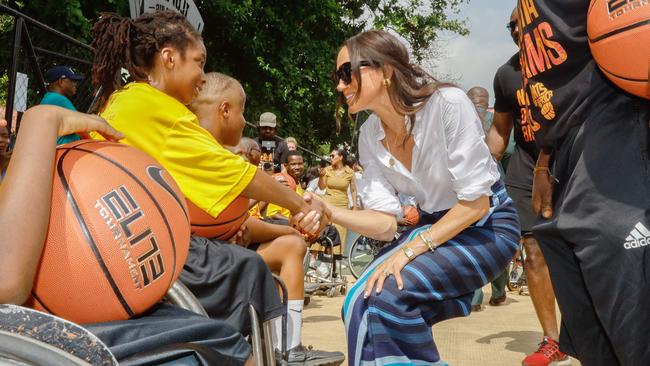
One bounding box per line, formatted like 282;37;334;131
533;167;550;175
418;231;436;252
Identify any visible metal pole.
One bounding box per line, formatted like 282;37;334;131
20;21;46;97
5;17;23;132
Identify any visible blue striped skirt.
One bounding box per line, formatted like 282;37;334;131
343;181;520;365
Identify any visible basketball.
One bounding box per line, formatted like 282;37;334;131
587;0;650;99
401;205;420;226
26;140;191;324
273;172;297;191
187;196;249;240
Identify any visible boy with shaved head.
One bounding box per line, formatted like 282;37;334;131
190;72;344;366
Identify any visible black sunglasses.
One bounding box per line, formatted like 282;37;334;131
506;21;517;32
334;60;374;85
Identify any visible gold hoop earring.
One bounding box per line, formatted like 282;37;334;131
382;78;391;87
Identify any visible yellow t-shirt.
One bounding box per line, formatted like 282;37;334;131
97;82;255;217
265;185;303;219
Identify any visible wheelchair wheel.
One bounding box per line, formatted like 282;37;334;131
348;235;379;279
0;304;117;365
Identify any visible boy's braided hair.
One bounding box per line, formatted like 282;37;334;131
91;10;201;110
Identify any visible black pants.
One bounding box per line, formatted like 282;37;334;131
180;236;284;335
533;97;650;365
87;303;251;365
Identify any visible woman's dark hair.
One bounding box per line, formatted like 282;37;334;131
332;148;353;168
91;10;202;110
335;30;450;142
305;166;320;181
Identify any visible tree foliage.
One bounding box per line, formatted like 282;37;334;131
0;0;467;152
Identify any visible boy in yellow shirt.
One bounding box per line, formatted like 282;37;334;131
190;72;343;364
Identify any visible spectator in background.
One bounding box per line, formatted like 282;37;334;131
254;112;288;172
40;66;84;145
285;137;297;151
280;136;298;165
305;166;324;195
284;150;305;188
486;7;568;366
319;148;357;255
465;86;511;312
467;86;493;133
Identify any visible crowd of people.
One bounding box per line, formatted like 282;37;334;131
0;1;648;366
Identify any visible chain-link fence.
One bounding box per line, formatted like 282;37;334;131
1;4;94;136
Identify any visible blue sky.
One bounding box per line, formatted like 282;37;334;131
433;0;518;105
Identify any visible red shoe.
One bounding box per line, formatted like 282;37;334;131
522;337;571;366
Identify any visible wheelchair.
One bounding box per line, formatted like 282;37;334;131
304;224;348;298
0;277;289;366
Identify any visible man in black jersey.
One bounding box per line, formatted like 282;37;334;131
487;7;570;366
517;1;650;365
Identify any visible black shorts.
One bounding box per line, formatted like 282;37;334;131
86;303;251;365
506;184;535;235
180;236;284;335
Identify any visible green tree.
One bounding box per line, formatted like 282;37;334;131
0;0;468;152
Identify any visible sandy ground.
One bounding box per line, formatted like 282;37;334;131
301;282;580;366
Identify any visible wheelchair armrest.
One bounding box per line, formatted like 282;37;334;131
164;280;209;317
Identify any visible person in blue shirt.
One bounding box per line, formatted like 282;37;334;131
40;66;84;145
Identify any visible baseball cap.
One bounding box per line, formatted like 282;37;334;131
44;66;84;84
258;112;277;128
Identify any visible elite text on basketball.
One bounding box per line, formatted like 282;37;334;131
95;186;166;290
607;0;649;19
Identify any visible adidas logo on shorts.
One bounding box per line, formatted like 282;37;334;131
623;222;650;250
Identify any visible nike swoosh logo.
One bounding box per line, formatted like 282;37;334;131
146;165;187;219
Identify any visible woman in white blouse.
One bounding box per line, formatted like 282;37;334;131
315;30;520;365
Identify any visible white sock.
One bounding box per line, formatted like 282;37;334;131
287;300;304;350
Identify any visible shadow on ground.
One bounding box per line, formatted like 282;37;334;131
303;315;341;323
476;330;542;354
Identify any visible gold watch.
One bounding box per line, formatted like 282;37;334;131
401;245;416;261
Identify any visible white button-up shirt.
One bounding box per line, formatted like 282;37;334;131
357;87;500;216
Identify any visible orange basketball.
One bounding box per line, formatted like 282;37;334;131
401;205;420;226
187;196;249;240
26;140;190;324
587;0;650;99
273;172;296;191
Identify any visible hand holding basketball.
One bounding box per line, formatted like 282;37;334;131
229;221;252;247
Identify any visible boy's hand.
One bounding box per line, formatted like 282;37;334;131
229;222;251;247
532;151;553;219
290;192;331;237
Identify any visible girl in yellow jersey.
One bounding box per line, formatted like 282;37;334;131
90;10;342;365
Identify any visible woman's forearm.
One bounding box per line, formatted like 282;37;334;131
409;196;490;256
318;175;326;190
330;205;397;241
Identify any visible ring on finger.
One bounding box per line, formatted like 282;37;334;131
383;270;391;277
